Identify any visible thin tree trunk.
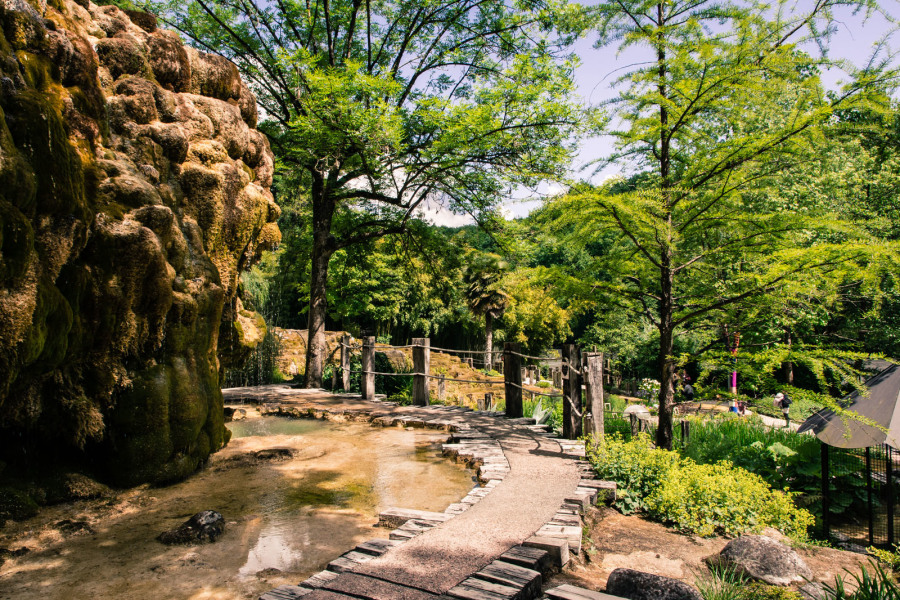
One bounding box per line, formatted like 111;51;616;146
485;313;493;369
305;173;335;388
784;328;794;385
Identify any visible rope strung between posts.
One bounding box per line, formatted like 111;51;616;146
505;350;560;362
561;358;583;376
508;381;583;416
428;346;489;355
505;381;564;399
342;367;504;385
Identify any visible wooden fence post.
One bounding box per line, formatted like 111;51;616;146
504;342;523;418
485;392;493;411
361;336;375;400
562;344;583;439
341;334;351;391
412;337;430;406
438;375;446;404
585;352;604;440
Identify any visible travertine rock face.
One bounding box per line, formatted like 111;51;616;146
0;0;280;485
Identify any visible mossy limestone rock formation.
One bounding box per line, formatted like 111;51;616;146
0;0;280;486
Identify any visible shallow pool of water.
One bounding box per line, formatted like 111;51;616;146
0;414;475;600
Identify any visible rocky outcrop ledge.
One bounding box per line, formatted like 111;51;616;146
0;0;279;485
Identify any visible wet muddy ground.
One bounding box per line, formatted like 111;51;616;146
0;410;475;600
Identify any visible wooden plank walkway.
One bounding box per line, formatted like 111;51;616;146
227;387;620;600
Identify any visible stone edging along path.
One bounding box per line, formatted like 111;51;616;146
227;387;618;600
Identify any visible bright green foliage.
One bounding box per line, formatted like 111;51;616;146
676;416;869;525
557;0;900;449
867;545;900;573
500;269;571;351
587;434;814;539
151;0;595;385
646;458;813;539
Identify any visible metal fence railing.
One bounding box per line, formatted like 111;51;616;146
822;443;899;548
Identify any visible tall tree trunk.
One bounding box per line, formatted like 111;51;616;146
656;259;676;450
305;173;336;388
485;313;493;369
654;1;677;450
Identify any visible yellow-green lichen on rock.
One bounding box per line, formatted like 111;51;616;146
0;0;280;488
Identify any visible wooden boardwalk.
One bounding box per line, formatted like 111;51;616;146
226;386;618;600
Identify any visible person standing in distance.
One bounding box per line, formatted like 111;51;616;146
774;392;792;428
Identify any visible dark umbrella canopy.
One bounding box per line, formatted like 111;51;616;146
797;364;900;449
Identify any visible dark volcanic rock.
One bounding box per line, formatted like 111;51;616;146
713;535;813;586
157;510;225;544
606;568;703;600
255;448;294;461
56;519;94;536
0;0;279;489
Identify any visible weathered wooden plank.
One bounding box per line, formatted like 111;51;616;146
377;508;452;528
545;584;627;600
535;524;583;554
497;545;552;575
259;584;312;600
446;576;521;600
523;535;570;567
354;538;402;556
471;560;541;599
327;549;376;573
323;573;439;600
301;570;341;589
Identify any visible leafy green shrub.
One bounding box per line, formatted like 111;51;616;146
537;380;551;388
604;416;632;439
677;416;868;527
646;459;813;539
586;433;680;514
867;545;900;573
587;434;814;539
607;394;628;413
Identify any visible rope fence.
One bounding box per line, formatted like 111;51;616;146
327;336;609;439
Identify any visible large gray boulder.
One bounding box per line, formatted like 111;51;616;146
605;568;702;600
713;535;813;586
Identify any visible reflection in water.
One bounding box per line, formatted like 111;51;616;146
232;418;473;579
0;415;474;600
237;515;310;577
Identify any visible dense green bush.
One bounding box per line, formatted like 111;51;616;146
604;416;632;438
677;416;868;526
587;434;814;539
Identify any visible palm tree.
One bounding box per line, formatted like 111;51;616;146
463;254;510;370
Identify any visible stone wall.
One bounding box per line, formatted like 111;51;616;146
0;0;280;485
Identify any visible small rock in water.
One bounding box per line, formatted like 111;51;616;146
56;519;95;536
224;408;247;422
0;546;30;565
256;568;282;578
157;510;226;545
254;448;294;461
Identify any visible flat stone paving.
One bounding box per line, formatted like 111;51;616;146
231;386;607;600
